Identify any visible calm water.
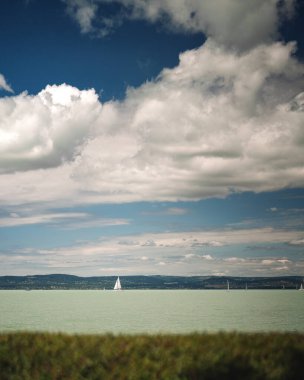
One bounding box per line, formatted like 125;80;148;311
0;290;303;334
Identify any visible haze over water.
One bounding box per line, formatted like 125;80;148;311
1;290;303;334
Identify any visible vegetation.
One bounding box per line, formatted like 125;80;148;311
0;274;302;290
0;332;303;379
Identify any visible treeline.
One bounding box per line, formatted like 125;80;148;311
0;274;302;290
0;332;303;379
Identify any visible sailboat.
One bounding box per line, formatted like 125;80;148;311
227;280;230;291
114;276;122;291
299;283;303;291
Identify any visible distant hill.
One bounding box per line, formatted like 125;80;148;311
0;274;302;290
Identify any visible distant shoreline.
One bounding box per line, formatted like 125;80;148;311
0;274;302;290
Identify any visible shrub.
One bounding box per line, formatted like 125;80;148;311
0;332;303;379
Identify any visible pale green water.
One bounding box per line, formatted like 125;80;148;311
0;290;303;334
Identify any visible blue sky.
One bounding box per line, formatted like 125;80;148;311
0;0;304;276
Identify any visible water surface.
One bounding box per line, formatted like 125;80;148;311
0;290;303;334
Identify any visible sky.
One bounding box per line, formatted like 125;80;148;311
0;0;304;277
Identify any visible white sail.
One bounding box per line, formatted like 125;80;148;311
227;280;230;291
299;283;303;291
114;276;122;290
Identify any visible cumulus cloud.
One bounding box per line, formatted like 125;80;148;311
64;0;126;37
0;73;14;93
71;40;304;202
64;0;98;34
123;0;295;50
0;84;100;173
2;3;304;206
0;38;304;205
63;0;296;50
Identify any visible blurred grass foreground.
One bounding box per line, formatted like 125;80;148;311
0;332;303;379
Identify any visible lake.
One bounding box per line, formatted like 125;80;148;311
0;290;303;334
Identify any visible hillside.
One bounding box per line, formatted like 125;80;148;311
0;274;302;290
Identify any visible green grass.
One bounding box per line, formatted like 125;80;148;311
0;332;303;379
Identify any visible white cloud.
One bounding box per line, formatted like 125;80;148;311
0;212;87;227
209;241;224;247
63;0;296;50
262;259;276;265
0;73;14;93
71;40;304;203
262;258;292;267
118;239;139;246
141;228;303;249
274;265;289;271
0;39;304;206
202;254;213;260
2;1;303;277
184;253;214;261
2;226;302;276
120;228;302;250
165;207;189;215
62;218;130;229
184;253;196;259
142;240;156;247
64;0;98;34
1;2;303;207
64;0;125;37
277;259;291;264
213;272;226;276
125;0;293;50
225;257;240;263
289;238;304;246
0;84;100;173
0;211;129;228
142;207;189;216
